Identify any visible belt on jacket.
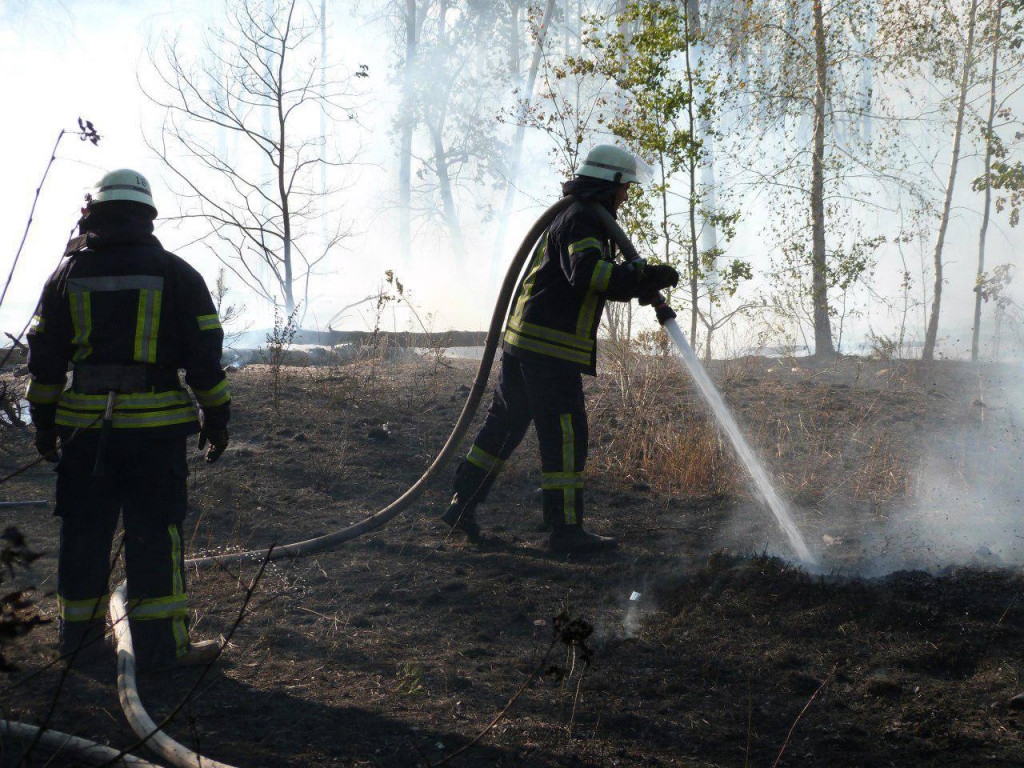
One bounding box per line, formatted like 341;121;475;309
71;363;181;394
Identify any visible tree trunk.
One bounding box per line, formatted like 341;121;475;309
320;0;328;257
275;7;295;314
494;0;556;267
810;0;834;359
430;116;467;262
859;2;876;144
732;1;751;117
972;0;1001;362
687;1;721;311
923;0;980;361
508;0;522;83
682;5;700;347
399;0;417;263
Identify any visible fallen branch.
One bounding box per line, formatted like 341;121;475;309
771;664;837;768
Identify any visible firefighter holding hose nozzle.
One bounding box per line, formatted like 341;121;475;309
25;169;230;669
443;145;679;554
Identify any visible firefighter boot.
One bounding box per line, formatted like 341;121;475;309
174;638;223;667
441;493;482;540
60;619;110;666
548;525;618;554
146;638;224;672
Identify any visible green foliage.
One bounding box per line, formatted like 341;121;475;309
576;1;749;303
975;159;1024;226
977;263;1016;306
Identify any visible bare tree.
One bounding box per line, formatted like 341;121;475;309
495;0;557;258
143;0;366;314
399;0;513;264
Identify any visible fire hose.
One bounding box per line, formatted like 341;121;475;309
2;197;679;767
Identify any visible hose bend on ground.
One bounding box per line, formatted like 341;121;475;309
114;195;580;768
5;195;644;768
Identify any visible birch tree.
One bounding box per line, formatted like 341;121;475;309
972;0;1005;361
715;0;896;359
398;0;418;262
922;0;981;361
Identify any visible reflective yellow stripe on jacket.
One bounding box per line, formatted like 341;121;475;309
503;328;593;366
25;377;64;405
55;389;197;429
193;378;231;407
196;314;222;331
503;234;611;368
69;291;93;362
134;288;163;363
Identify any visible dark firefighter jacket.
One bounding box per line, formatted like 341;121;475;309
25;209;230;438
502;177;648;376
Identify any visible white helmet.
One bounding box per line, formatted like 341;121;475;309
577;145;652;185
89;169;157;214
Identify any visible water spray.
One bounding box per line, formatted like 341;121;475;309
589;206;817;567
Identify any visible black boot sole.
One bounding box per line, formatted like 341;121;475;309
440;508;482;540
548;540;618;555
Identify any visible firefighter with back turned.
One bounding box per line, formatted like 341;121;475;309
25;169;230;668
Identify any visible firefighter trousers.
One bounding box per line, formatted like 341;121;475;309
54;432;191;668
451;353;588;528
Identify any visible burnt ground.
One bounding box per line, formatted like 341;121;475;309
2;352;1024;767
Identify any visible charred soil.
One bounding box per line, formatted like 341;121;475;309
2;354;1023;766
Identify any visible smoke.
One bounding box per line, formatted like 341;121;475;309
706;364;1024;576
622;590;644;638
859;375;1024;575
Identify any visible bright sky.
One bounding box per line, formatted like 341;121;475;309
1;1;1021;356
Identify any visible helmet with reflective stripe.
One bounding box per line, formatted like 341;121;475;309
577;145;651;185
89;169;157;214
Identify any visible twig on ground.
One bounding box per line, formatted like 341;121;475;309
432;640;558;767
771;664;837;768
17;536;126;767
997;590;1020;627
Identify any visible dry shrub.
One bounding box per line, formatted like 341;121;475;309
591;338;737;496
592;343;921;507
850;433;913;502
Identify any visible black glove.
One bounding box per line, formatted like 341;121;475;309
34;429;59;463
637;290;658;307
198;428;229;464
641;264;679;293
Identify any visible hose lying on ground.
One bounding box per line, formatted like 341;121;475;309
0;720;160;767
6;195;651;768
109;585;238;768
187;194;576;568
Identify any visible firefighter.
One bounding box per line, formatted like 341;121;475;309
25;169;231;669
442;145;679;554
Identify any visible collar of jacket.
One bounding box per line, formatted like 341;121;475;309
561;176;619;218
83;228;163;250
78;205;160;250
